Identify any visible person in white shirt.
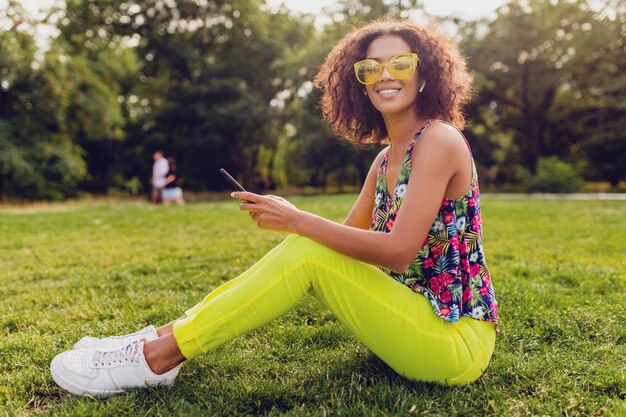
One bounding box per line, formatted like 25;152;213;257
151;150;169;204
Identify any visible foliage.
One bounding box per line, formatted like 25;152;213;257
523;156;583;193
459;0;626;187
0;196;624;415
0;0;624;199
0;1;130;199
0;25;86;199
55;0;317;192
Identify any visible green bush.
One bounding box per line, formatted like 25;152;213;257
0;122;87;200
524;156;583;193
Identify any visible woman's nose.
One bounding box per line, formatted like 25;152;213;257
380;65;394;81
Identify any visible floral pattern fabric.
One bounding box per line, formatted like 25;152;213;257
371;120;499;327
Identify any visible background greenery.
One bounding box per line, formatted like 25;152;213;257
0;195;624;416
1;0;625;200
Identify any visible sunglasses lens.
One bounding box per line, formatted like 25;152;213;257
356;60;380;85
354;54;418;84
389;55;416;80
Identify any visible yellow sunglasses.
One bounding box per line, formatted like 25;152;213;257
353;53;420;85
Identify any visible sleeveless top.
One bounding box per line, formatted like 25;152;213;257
371;120;499;328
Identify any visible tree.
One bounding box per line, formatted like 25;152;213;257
56;0;319;192
0;7;86;199
459;0;626;186
564;0;626;186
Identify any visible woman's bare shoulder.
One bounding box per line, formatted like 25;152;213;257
421;121;465;145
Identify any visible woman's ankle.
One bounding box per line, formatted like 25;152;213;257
156;324;173;337
143;334;186;375
156;315;185;337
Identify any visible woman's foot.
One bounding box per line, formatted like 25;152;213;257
73;325;159;349
50;340;180;398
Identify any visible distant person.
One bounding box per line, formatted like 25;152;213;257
50;18;498;398
151;150;169;204
162;158;185;206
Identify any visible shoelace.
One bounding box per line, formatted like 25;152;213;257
93;340;143;367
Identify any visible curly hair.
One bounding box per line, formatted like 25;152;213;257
314;18;473;147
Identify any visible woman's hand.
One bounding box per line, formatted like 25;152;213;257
231;191;304;233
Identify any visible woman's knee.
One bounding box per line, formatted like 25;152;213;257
281;235;335;261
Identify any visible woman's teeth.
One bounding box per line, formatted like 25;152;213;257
378;89;400;95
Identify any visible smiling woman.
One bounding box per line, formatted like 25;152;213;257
315;19;472;147
50;17;498;398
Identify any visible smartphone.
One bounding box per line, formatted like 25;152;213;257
220;168;246;192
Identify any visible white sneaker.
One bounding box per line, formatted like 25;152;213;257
50;340;180;398
74;325;159;349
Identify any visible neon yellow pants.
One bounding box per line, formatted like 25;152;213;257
173;235;496;384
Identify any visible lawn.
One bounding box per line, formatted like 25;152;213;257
0;195;624;416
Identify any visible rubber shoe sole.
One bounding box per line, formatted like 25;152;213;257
50;355;123;398
50;355;178;398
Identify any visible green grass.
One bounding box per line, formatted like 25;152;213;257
0;195;624;416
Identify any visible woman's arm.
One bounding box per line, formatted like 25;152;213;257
164;174;176;186
235;123;468;272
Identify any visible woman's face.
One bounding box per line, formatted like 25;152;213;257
363;35;420;117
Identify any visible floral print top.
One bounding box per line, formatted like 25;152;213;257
371;120;499;328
